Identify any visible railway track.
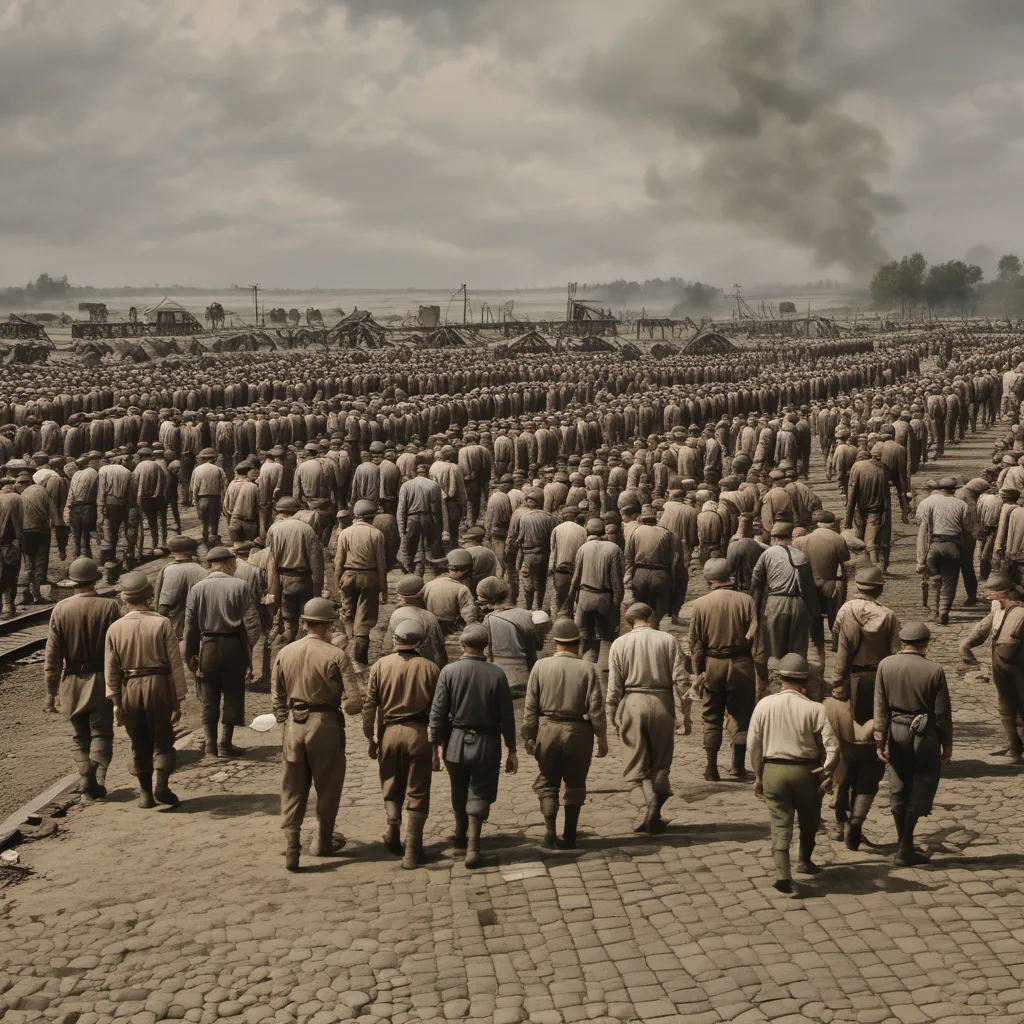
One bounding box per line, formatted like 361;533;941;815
0;606;56;667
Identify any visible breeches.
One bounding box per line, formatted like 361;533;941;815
378;721;433;814
701;655;756;750
280;712;346;829
617;691;675;794
340;570;380;637
121;676;177;775
197;635;248;727
532;719;594;805
761;761;821;852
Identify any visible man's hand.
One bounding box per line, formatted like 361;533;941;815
524;739;536;757
959;646;979;666
941;741;953;763
380;591;389;604
818;772;834;795
432;746;442;772
504;751;518;775
43;696;58;714
367;741;378;760
170;708;181;727
113;705;124;728
876;743;889;764
596;736;608;758
188;655;199;673
753;778;764;800
917;563;927;575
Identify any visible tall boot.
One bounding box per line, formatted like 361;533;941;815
464;814;484;869
284;827;301;872
401;811;428;869
558;805;581;850
82;761;106;800
0;592;14;619
893;813;929;866
797;835;821;874
731;744;750;780
772;849;793;893
154;769;179;806
93;761;109;797
633;781;655;833
539;797;559;849
353;636;370;666
312;818;346;856
846;794;873;850
220;724;244;758
704;748;721;782
451;810;469;850
204;724;219;758
383;800;403;855
645;788;670;836
137;772;156;809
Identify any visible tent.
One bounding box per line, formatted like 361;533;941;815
650;342;681;358
328;309;390;349
72;340;115;359
0;340;51;364
143;296;203;334
507;329;553;355
618;342;642;360
423;325;470;348
680;331;735;355
564;335;619;353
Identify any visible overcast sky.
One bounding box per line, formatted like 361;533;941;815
2;0;1022;289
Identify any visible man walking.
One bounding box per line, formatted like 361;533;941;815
916;477;970;624
748;654;839;893
875;622;953;866
363;620;441;869
522;618;607;850
429;623;517;868
272;598;363;871
43;557;122;800
606;603;689;835
334;499;388;666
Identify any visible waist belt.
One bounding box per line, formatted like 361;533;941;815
540;713;589;723
289;701;338;713
522;546;545;553
124;667;170;679
278;568;310;576
764;757;818;765
201;631;239;638
850;664;878;673
383;713;430;727
930;536;960;543
580;584;611;593
341;566;377;573
553;565;573;574
453;724;500;736
767;590;802;598
65;660;104;675
634;563;669;571
231;515;258;522
708;646;751;658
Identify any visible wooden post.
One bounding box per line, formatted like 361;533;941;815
462;285;467;324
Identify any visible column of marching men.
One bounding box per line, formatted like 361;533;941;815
24;336;1024;888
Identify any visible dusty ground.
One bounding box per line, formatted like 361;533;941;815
1;415;1023;1024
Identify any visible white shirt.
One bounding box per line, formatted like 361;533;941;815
747;688;839;774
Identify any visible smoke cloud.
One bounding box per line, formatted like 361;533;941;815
580;0;904;279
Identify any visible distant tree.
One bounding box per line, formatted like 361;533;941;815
924;260;984;313
870;261;900;309
25;273;70;300
998;254;1022;283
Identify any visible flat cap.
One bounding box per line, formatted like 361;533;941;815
586;517;605;535
551;618;581;643
938;476;958;491
118;571;152;601
899;621;931;644
396;574;424;597
464;525;485;540
770;521;794;539
393;620;424;647
703;558;731;583
985;573;1017;593
855;566;885;588
276;496;301;513
353;499;378;516
207;545;235;562
168;535;198;553
476;576;509;602
460;623;489;648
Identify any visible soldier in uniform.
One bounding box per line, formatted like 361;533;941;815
567;517;625;663
363;620;441;869
548;507;586;618
606;603;688;835
224;462;261;543
423;548;477;642
43;557;122;800
688;558;763;781
748;654;839;892
154;535;207;639
513;489;557;611
827;566;901;848
104;571;187;808
397;457;443;575
386;574;448;670
477;575;539;695
67;451;101;559
522;618;607;850
916;477;970;624
184;546;261;757
429;623;517;868
190;448;227;549
875;622;953;866
624;504;681;629
272;598;364;871
266;496;325;664
17;470;59;604
0;473;22;619
334;499;388;665
461;525;499;598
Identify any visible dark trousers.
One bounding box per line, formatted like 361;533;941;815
21;529;50;598
197;635;248;728
550;568;573;617
139;496;164;550
519;549;548;610
446;758;500;820
926;540;961;616
70;703;115;767
886;722;942;820
701;655;756;752
400;514;441;574
834;750;885;824
121;677;177;775
632;567;672;628
196;495;222;545
270;573;314;666
960;537;977;601
574;591;618;663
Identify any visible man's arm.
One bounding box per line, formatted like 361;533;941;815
458;584;477;624
183;587;200;661
586;667;607;742
241;586;262;649
271;656;288;721
521;666;540;744
308;532;325;594
428;671;450;748
337;648;363;716
361;665;380;742
162;619;187;707
375;532;388;601
688;605;706;676
916;508;930;570
43;614;64;704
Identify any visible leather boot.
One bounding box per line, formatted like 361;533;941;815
401;811;428;869
558;805;581;850
731;744;750;780
312;819;346;856
451;811;469;850
0;593;14;619
540;797;559;849
772;850;792;893
74;758;91;794
845;820;863;851
464;814;483;869
797;837;821;874
645;791;669;836
383;801;403;855
154;769;179;806
203;725;219;758
94;761;108;796
220;724;244;758
353;636;370;666
82;762;106;800
137;772;156;809
284;827;301;872
835;818;847;843
703;749;721;782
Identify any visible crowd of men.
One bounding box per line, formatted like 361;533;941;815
26;331;1024;887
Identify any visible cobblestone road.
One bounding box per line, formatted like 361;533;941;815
2;423;1024;1024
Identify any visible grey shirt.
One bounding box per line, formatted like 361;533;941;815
183;570;261;659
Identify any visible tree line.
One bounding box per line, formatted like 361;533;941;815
870;253;1024;317
583;277;723;312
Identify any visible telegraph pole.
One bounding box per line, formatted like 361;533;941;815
462;284;468;325
252;284;259;326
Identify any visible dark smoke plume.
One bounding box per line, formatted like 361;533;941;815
581;0;903;279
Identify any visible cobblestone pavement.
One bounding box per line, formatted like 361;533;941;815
2;423;1024;1024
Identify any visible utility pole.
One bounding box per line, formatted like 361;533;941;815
252;284;259;326
462;284;468;325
